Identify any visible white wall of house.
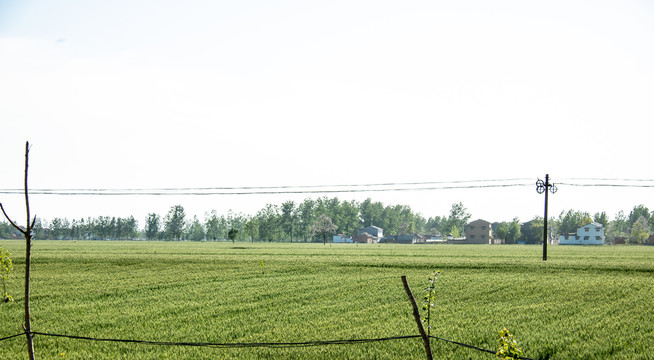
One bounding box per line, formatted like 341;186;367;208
559;222;605;245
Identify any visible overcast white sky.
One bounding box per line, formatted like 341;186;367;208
1;0;653;226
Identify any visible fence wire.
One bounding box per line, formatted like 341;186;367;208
34;332;419;348
0;331;535;359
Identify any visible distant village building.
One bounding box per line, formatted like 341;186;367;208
359;225;383;239
354;232;377;244
426;235;447;244
463;219;492;244
559;222;605;245
383;234;426;244
332;234;353;243
354;226;383;244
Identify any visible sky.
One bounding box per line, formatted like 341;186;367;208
1;0;653;227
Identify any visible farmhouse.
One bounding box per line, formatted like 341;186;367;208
354;232;377;244
559;222;605;245
462;219;492;244
358;225;383;240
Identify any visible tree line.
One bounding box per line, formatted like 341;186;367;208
0;215;140;241
0;197;652;244
493;205;654;245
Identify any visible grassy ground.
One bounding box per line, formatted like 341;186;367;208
0;240;652;359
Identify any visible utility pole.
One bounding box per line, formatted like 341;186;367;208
536;174;557;261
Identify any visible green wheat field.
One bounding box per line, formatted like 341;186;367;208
0;241;652;359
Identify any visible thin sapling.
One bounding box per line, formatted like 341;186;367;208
421;270;439;336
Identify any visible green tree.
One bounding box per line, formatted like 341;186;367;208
227;228;239;244
225;210;247;241
425;216;445;236
557;210;592;235
186;215;205;241
399;204;423;234
280;201;297;242
121;216;138;239
607;210;628;244
51;217;70;240
495;222;510;243
509;217;522;243
257;204;280;242
593;211;609;228
495;217;522;244
80;217;95;240
443;202;471;236
110;217;120;239
204;210;221;241
628;217;651;245
518;217;545;244
215;213;229;240
628;205;650;230
70;219;81;239
297;198;316;242
0;221;18;239
449;224;461;238
360;198;384;229
338;199;361;236
31;218;48;239
383;204;404;235
95;216;111;240
323;197;342;229
414;214;427;235
144;213;161;240
73;218;92;240
528;217;544;244
244;217;259;242
164;205;186;240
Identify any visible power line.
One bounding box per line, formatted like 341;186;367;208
558;182;654;188
0;184;532;196
1;177;652;196
555;177;654;188
0;178;532;196
0;178;531;192
558;177;654;182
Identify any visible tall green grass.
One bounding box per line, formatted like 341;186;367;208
0;241;652;359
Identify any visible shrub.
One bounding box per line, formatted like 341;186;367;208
1;247;13;303
496;327;524;360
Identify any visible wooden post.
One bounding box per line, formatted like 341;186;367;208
401;276;433;360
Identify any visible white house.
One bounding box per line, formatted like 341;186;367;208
559;222;605;245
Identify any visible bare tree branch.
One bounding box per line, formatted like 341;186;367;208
0;203;26;235
23;142;32;235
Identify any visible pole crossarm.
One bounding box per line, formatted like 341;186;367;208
536;177;557;195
